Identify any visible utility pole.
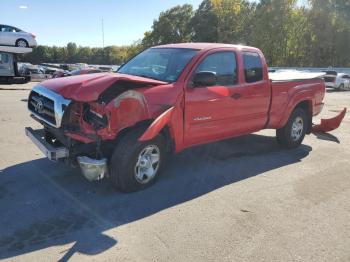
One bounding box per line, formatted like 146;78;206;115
101;18;105;48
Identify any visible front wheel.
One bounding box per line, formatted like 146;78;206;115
109;128;166;192
276;108;308;149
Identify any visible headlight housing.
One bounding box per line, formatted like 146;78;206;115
83;104;108;130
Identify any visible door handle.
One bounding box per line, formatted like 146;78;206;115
231;93;242;99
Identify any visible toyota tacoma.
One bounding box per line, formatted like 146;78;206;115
25;43;326;192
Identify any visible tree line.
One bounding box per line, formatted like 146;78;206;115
21;0;350;67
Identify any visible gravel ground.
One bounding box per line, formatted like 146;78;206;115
0;83;349;262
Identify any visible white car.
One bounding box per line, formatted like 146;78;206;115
0;24;37;48
335;73;350;90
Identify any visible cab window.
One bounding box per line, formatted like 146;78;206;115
195;52;238;86
243;52;263;83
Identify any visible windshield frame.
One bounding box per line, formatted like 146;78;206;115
117;47;199;83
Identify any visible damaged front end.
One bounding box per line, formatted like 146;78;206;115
26;75;166;181
26;89;115;181
26;98;110;181
26;86;115;181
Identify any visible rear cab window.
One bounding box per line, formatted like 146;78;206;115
195;51;238;86
243;52;263;83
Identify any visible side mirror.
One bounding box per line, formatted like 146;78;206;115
192;71;217;87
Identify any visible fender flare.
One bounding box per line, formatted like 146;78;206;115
139;107;175;141
278;91;313;128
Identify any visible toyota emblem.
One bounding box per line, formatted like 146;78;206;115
34;99;44;113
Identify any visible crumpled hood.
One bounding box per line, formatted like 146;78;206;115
40;72;167;102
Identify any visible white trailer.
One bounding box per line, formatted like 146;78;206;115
0;46;32;84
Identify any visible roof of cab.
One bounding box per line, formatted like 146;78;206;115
154;42;260;52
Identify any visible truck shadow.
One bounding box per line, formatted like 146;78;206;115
326;88;350;93
0;134;312;260
313;132;340;143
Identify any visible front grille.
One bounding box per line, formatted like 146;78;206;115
28;91;56;125
28;85;71;128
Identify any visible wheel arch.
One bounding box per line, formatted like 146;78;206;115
279;99;313;134
109;111;176;157
295;100;313;134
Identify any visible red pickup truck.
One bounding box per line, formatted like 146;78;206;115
25;43;325;192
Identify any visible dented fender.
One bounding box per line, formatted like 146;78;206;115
139;107;175;141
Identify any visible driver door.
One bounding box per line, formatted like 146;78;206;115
184;51;240;146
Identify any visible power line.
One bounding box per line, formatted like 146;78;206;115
101;18;105;48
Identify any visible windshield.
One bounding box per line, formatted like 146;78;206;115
118;48;198;82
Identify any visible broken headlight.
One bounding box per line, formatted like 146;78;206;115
83;104;108;130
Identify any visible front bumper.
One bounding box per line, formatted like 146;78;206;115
25;127;69;161
25;127;107;181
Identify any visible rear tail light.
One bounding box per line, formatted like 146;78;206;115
30;33;36;39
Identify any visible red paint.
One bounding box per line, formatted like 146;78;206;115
268;79;326;128
312;108;346;133
41;73;167;102
40;43;327;152
65;132;95;143
139;107;175;141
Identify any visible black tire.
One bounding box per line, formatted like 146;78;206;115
15;39;28;47
109;128;166;192
276;108;308;149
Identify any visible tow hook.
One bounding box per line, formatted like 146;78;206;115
312;108;347;133
77;156;107;181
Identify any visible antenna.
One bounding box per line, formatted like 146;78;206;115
101;18;105;48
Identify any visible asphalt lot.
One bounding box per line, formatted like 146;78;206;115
0;82;349;262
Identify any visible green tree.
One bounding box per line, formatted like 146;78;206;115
142;4;194;47
212;0;255;43
74;46;92;63
66;42;78;63
250;0;298;66
191;0;218;42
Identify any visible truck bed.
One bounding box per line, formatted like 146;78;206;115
269;71;326;82
268;72;326;129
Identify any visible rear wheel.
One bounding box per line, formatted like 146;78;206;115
15;39;29;48
276;108;308;149
109;128;166;192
